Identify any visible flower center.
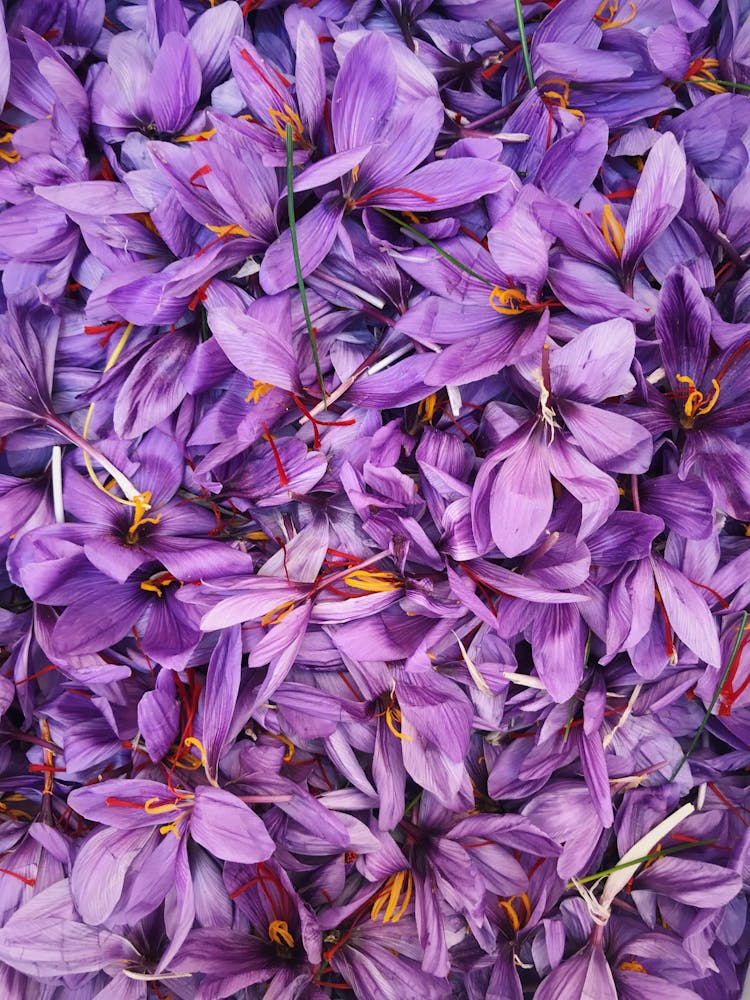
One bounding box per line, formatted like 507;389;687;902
140;572;178;598
268;920;295;948
128;491;162;540
674;373;721;425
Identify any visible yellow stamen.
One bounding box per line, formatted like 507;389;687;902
685;60;725;93
418;393;438;421
0;131;20;163
166;745;202;770
674;373;721;419
128;491;162;537
205;222;250;239
159;821;182;839
601;204;625;257
351;163;361;183
260;600;297;627
183;736;210;769
175;128;217;143
489;286;528;315
384;705;412;742
83;324;144;507
268;104;305;141
371;870;413;923
498;899;521;932
619;960;647;972
245;380;274;404
268;920;295;948
271;733;296;762
594;0;637;29
143;798;180;815
343;569;401;593
246;530;269;540
140;580;164;597
498;892;532;932
540;79;586;120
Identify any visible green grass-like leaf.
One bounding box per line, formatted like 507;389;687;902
285;123;327;405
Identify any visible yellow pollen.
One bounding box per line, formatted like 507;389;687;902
268;920;295;948
246;380;274;403
594;0;637;29
175;127;217;143
371;870;413;923
619;960;647;973
384;704;412;742
268;104;305;141
489;286;528;315
601;204;625;257
260;600;297;627
140;580;164;597
0;132;20;163
206;222;250;239
344;569;400;593
128;491;161;537
674;373;721;419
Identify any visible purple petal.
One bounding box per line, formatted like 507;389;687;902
621;132;687;276
149;33;201;134
488;426;553;557
259;192;344;294
187;2;244;92
201;625;241;782
71;826;155;924
558;401;652;473
369;159;511;211
532;603;586;702
651;556;720;665
656;265;711;389
550;318;636;401
331;32;397;151
190;786;276;863
537;944;617;1000
536;119;609;204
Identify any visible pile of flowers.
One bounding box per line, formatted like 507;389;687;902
1;0;750;996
